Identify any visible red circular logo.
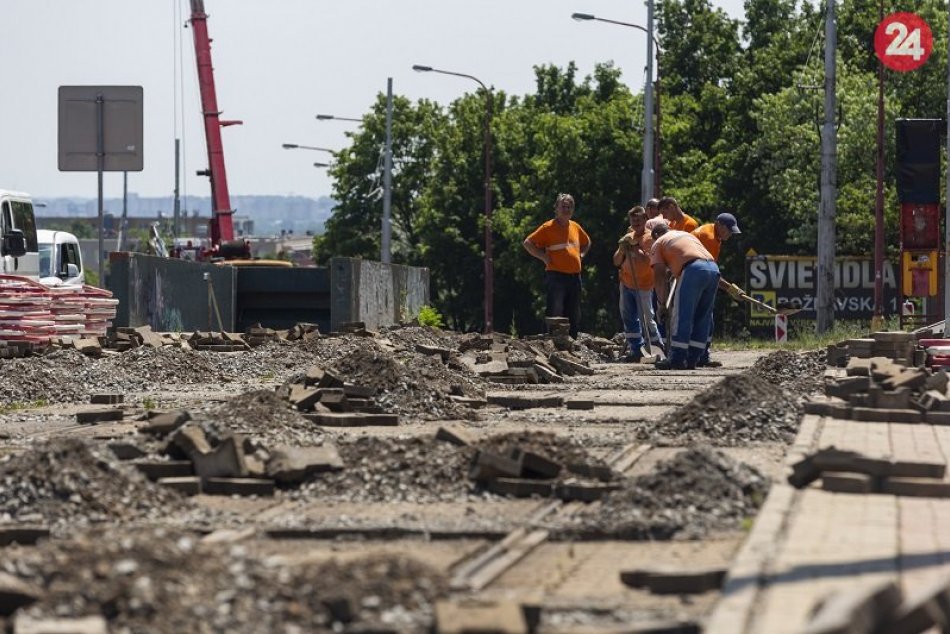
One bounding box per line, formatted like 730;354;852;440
875;13;933;72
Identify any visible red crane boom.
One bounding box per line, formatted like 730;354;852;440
189;0;243;250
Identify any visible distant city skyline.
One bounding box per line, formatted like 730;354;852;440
0;0;747;201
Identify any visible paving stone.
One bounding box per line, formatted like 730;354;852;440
801;580;902;634
342;383;377;398
0;572;40;616
487;394;563;410
157;476;201;496
434;599;527;634
75;408;123;424
106;442;146;461
202;477;275;497
827;344;849;367
873;388;911;410
170;423;212;458
882;574;950;634
266;444;344;484
447;395;488;408
303;365;325;386
845;357;871;377
289;384;321;411
486;376;528;385
851;407;922;424
925;411;950;425
139;409;191;435
825;376;870;399
305;412;399;427
416;343;451;362
0;526;49;547
881;477;950;498
565;399;595;410
549;353;595;376
566;462;614;482
882;369;929;392
925;369;949;393
89;393;123;405
133;460;194;481
619;567;727;595
13;616;109;634
821;472;877;494
191;436;248;479
468;450;522;482
916;390;950;412
873;331;916;343
512;449;562;479
317;388;350;412
73;338;102;357
555;480;622;502
316;368;345;389
435;425;476;447
485;477;554;498
532;362;563;384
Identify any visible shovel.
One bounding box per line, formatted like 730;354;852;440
736;289;803;317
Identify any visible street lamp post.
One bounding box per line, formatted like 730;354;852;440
316;114;362;123
572;8;662;200
312;162;333;168
282;143;335;153
413;64;495;333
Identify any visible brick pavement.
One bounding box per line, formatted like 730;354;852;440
707;406;950;633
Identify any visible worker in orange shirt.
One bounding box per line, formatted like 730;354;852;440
658;196;699;233
614;207;661;361
650;223;719;370
523;193;591;339
691;213;742;367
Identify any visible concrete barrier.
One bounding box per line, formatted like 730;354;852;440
108;253;429;333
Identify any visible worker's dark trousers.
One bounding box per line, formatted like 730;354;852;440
669;260;719;367
545;271;582;338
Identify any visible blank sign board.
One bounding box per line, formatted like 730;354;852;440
58;85;143;172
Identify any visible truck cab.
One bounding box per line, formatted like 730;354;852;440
0;190;39;279
37;229;84;287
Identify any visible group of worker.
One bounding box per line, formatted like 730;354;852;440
522;193;742;370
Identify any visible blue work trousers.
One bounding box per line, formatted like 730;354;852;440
669;260;720;367
621;286;660;354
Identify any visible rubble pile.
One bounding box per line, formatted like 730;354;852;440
0;438;188;528
554;448;768;540
0;349;97;404
3;529;446;633
749;349;826;395
195;389;329;445
645;372;801;445
107;346;227;386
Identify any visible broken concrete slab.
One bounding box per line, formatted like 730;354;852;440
191;436;248;480
468;450;523;482
486;477;555;498
512;449;562;479
170;423;212;458
133;460;194;481
619;567;727;595
555;480;621;502
305;412;399;427
824;376;870;400
157;476;202;496
435;425;476;447
416;344;451;362
75;409;123;425
487;394;563;410
266;444;344;484
139;410;191;435
202;477;275;497
107;442;146;461
882;368;928;392
289;384;322;412
566;462;615;482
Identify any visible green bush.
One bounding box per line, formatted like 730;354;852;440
417;305;444;328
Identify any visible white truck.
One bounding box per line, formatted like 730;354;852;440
37;229;84;287
0;189;39;279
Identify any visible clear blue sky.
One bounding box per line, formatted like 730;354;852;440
1;0;747;202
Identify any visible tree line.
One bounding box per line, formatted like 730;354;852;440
313;0;949;336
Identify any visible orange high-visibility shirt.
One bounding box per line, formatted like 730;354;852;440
619;232;654;290
526;219;591;274
668;213;699;233
692;223;721;261
650;230;715;278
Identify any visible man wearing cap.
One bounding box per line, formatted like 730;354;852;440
523;193;591;339
658;196;699;233
691;213;742;366
650;223;719;370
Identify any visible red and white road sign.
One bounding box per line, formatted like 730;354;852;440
875;12;933;72
775;314;788;343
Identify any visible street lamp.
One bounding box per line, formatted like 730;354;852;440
313;162;333;168
316;114;362;123
413;63;494;333
572;8;662;200
282;143;335;153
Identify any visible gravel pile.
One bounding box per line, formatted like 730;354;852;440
106;347;227;386
0;350;99;404
4;528;446;633
0;438;189;529
553;447;768;540
192;389;330;446
642;349;829;446
476;431;612;473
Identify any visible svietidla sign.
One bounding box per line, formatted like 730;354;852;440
745;255;898;331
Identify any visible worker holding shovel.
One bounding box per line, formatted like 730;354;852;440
613;207;662;362
650;223;719;370
691;212;743;367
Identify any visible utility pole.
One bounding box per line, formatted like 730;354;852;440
641;0;656;204
817;0;838;334
945;5;950;336
872;0;885;331
174;138;181;238
382;77;393;264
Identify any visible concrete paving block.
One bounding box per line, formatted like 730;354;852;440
317;368;345;389
487;394;563;410
0;526;49;547
305;412;399;427
447;395;488;408
266;444;344;484
851;407;922;424
845;357;871;377
434;599;527;634
192;436;248;479
302;365;325;386
416;343;451;362
512;449;563;479
107;442;146;461
468;450;522;482
170;423;212;458
873;388;911;409
566;462;615;482
886;459;946;479
139;410;191;435
133;460;194;481
486;477;554;498
549;353;595;376
925;411;950;425
802;580;902;634
873;331;916;343
157;476;202;496
435;425;476;447
565;399;595;410
825;376;870;399
916;390;949;411
474;360;510;377
619;567;727;595
317;388;350;412
0;572;40;616
827;344;849;367
925;369;949;394
289;384;321;412
342;383;377;398
89;393;123;405
847;394;871;408
75;408;123;424
555;480;621;502
882;368;928;391
13;616;109;634
202;477;275;497
487;375;529;385
881;477;950;498
532;362;564;384
881;574;950;634
820;472;877;494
